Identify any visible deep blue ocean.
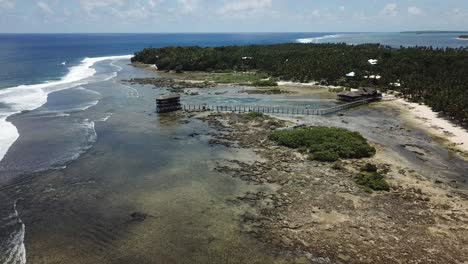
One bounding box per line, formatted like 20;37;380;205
0;33;324;89
1;32;467;89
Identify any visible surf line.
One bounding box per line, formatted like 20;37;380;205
0;55;132;162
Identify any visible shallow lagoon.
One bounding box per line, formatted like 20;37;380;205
2;59;335;263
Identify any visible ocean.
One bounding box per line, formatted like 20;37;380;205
0;32;467;264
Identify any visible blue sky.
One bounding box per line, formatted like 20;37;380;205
1;0;467;33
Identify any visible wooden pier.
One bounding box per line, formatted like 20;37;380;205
182;98;377;116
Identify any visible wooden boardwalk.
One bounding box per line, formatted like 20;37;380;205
182;98;376;116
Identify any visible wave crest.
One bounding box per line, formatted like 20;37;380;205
0;55;132;163
296;34;341;44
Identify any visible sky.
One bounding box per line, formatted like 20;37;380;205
0;0;467;33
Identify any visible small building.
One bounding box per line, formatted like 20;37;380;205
338;87;382;102
368;59;378;65
156;94;182;113
346;71;356;77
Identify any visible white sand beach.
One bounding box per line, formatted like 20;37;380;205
393;99;468;153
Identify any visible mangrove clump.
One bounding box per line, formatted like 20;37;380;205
270;127;376;162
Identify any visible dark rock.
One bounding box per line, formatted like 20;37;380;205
130;211;148;222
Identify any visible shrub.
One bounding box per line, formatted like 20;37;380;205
270;127;376;162
252;79;278;87
175;65;184;73
361;163;378;173
356;172;390;192
313;150;340;162
245;112;264;119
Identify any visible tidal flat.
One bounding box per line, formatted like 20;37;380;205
1;62;467;264
198;106;468;263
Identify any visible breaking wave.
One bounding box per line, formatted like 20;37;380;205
0;55;132;163
296;34;342;44
0;201;26;264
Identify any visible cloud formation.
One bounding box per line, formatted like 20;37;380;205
0;0;15;9
217;0;272;16
37;1;53;16
0;0;467;33
408;6;424;16
381;3;398;17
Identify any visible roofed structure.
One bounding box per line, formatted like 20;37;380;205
156;94;182;113
337;88;382;102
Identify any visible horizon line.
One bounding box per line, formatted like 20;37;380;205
1;30;467;34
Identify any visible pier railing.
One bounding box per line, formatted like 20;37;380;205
182;98;376;116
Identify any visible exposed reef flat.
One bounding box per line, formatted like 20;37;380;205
195;110;468;263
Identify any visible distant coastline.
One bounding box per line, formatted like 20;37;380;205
401;30;468;34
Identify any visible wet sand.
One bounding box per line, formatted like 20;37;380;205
391;99;468;154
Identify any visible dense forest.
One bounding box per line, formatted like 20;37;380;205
132;43;468;125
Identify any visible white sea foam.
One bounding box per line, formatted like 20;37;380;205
110;60;123;71
104;72;118;81
0;55;132;162
97;113;113;122
296;34;341;44
0;202;26;264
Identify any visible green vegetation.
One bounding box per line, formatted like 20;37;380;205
245;112;265;119
251;79;278;87
210;72;267;84
356;172;390;192
356;163;390;192
269;127;376;162
132;44;468;125
401;31;468;34
361;163;378;173
169;71;269;84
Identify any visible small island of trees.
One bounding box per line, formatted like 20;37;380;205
132;43;468;126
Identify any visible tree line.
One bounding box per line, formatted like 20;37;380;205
132;43;468;125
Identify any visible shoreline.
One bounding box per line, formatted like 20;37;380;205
131;63;467;156
391;99;468;155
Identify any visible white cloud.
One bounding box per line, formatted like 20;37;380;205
339;6;345;12
178;0;199;14
79;0;124;15
37;1;54;16
148;0;158;8
408;6;424;16
217;0;272;16
0;0;15;9
380;3;398;17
